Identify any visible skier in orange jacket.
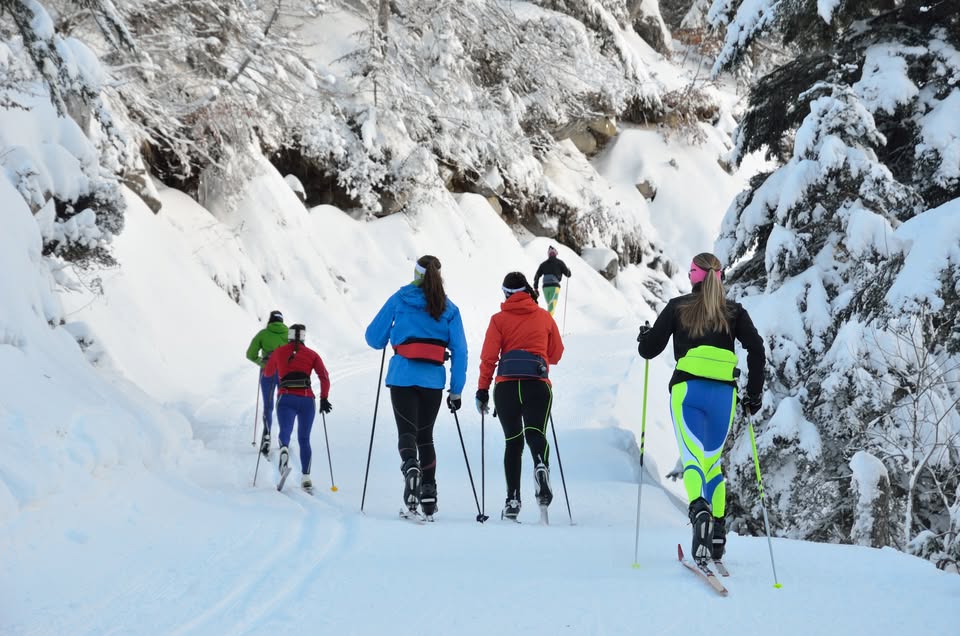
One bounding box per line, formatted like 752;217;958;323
476;271;563;520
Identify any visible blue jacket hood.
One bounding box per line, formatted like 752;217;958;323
398;284;429;309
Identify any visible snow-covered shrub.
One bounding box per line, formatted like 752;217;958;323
1;1;126;265
76;0;335;201
338;0;662;215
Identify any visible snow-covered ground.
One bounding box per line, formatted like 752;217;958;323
2;7;957;634
2;147;958;635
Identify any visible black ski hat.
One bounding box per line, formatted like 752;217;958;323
502;272;529;291
268;310;284;324
502;272;538;303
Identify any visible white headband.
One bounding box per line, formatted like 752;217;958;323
502;285;526;294
414;263;427;275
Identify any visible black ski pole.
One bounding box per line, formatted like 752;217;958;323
453;411;487;522
252;371;261;446
360;348;387;512
481;410;486;520
253;446;263;486
321;412;337;492
252;373;263;486
548;413;573;525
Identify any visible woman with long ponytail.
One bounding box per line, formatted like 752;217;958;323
365;255;468;519
637;252;765;564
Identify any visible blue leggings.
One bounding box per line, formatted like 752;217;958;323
260;371;279;430
276;394;315;474
669;380;736;516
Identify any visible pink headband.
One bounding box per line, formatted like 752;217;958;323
689;262;721;285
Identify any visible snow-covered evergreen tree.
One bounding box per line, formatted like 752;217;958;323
714;0;960;564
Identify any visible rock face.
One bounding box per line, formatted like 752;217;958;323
635;179;657;201
122;170;163;213
556;117;618;157
568;129;598;155
629;0;672;56
580;247;620;280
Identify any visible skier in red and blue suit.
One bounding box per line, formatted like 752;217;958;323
263;324;332;492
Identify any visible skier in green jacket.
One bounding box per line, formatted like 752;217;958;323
246;310;289;456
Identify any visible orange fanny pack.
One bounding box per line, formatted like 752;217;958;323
394;339;449;365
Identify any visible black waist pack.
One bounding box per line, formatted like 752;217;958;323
280;371;311;389
497;350;548;379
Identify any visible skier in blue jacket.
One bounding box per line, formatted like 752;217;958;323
365;254;468;518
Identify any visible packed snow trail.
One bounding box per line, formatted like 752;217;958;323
4;328;958;635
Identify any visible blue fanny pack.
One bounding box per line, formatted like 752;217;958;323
497;350;548;379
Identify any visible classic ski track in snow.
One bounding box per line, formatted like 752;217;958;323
170;493;351;635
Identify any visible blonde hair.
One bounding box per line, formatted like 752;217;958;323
677;252;731;338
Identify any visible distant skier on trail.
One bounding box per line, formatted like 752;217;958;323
365;255;468;519
636;252;765;564
246;310;289;456
476;271;564;521
262;323;332;493
533;245;572;316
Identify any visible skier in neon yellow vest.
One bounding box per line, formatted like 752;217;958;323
637;252;766;564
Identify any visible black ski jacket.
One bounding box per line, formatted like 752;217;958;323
534;256;572;289
637;288;765;397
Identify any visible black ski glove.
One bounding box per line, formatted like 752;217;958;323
741;393;762;417
636;321;651;343
475;389;489;415
319;398;333;414
447;393;462;413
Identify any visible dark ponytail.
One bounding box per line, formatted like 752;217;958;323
418;255;447;320
287;324;306;362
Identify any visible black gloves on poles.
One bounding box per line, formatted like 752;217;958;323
475;389;489;415
447;393;462;413
742;394;762;417
319;398;333;414
637;321;651;342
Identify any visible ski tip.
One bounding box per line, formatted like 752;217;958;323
677;543;684;560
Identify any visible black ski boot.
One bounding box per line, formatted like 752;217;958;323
688;497;714;564
260;428;271;457
711;516;726;560
419;482;438;517
401;458;422;512
502;491;521;521
534;462;553;506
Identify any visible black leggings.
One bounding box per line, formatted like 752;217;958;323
390;386;442;483
494;380;552;498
